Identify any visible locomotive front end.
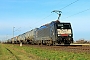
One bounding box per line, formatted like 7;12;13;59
56;23;73;44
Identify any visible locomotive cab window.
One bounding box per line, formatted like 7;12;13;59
57;23;71;29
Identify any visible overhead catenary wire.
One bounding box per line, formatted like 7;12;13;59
63;8;90;19
30;0;80;27
60;0;79;10
42;0;79;20
14;27;21;32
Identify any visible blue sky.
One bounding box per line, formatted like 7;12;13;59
0;0;90;41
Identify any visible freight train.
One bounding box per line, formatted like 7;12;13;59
7;20;73;45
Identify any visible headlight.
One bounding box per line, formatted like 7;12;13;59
58;34;60;36
69;34;71;36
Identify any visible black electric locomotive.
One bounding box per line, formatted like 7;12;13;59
35;20;73;45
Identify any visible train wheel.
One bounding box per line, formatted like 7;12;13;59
37;40;42;45
46;40;52;46
52;41;56;46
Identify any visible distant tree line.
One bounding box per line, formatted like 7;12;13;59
75;39;90;44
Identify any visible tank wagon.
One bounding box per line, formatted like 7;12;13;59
24;28;38;44
17;33;26;44
11;37;16;44
10;36;18;44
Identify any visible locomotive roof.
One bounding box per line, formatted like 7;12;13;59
39;20;71;30
43;20;60;26
51;20;60;24
39;20;60;29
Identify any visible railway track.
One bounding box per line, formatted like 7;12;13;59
23;44;90;54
